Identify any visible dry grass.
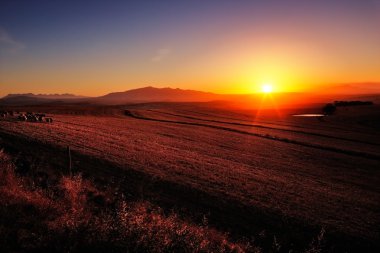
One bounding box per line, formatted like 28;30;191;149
0;109;378;241
0;149;257;253
0;103;378;251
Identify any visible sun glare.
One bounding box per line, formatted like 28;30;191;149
261;84;273;93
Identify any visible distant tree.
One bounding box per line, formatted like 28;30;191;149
334;100;374;107
322;103;336;115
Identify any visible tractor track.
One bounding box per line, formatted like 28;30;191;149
125;111;380;161
147;109;380;146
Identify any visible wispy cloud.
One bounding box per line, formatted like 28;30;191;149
151;48;171;62
0;27;25;53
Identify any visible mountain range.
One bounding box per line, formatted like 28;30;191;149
0;87;223;106
96;86;221;104
0;84;379;106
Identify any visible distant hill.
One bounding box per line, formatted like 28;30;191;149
0;96;53;106
3;93;87;99
0;93;88;105
0;87;223;106
95;86;223;104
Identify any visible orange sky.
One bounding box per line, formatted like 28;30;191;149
1;1;380;97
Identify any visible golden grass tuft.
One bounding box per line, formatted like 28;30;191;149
0;149;258;252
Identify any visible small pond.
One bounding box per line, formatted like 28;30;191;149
292;114;325;117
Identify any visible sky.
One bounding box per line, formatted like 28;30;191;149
0;0;380;97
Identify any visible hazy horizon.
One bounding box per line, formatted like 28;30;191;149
2;82;380;99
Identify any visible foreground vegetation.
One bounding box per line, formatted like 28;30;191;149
0;148;330;253
0;149;257;252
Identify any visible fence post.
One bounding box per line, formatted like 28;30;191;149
67;146;72;177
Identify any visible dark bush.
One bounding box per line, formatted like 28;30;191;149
322;103;336;115
334;101;373;107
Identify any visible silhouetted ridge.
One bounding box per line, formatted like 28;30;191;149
96;86;221;104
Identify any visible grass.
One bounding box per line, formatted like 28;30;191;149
0;149;257;253
0;103;379;252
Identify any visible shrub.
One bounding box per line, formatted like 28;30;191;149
0;149;257;252
322;103;336;115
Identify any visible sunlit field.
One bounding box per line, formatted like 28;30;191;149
1;101;379;252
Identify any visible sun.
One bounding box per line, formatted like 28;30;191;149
261;84;273;93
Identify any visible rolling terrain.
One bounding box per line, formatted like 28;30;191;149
0;102;379;252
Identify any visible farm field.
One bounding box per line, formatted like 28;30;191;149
0;103;379;252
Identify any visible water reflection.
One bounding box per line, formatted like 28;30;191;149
292;114;324;117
